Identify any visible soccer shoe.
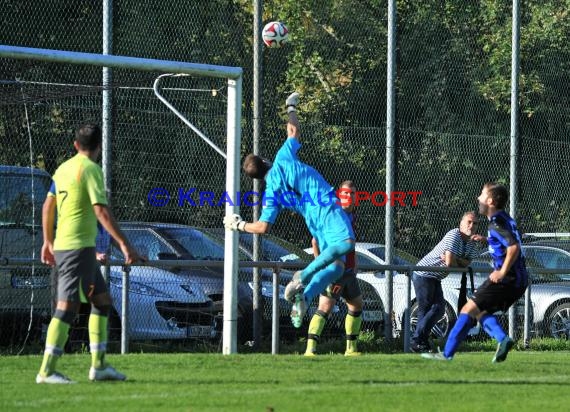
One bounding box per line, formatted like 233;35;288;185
36;371;75;384
344;350;362;357
492;337;514;363
89;365;127;381
410;342;432;354
285;92;300;108
284;271;304;302
304;351;317;357
290;293;307;328
421;348;452;361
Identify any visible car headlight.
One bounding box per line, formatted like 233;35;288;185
248;281;285;298
110;277;172;298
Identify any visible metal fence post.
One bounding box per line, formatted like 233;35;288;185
121;265;130;354
523;277;532;348
403;267;412;353
272;266;280;355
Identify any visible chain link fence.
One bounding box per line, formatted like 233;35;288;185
1;0;570;353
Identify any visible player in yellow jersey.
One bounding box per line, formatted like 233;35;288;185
36;124;144;384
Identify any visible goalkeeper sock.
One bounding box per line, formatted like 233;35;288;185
443;313;473;358
345;310;362;353
300;241;354;285
38;317;70;377
480;314;507;343
305;311;327;354
89;313;108;369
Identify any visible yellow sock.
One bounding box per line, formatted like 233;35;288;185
305;338;318;355
346;339;358;353
345;312;362;353
89;313;108;369
305;311;327;354
39;318;70;376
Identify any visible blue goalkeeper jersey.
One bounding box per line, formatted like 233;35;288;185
487;210;528;288
259;138;353;243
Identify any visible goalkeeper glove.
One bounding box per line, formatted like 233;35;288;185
286;92;299;113
223;214;247;231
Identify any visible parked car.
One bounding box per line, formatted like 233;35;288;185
521;239;570;280
106;223;222;341
204;229;386;337
0;166;53;343
0;167;219;345
313;242;482;340
109;222;295;343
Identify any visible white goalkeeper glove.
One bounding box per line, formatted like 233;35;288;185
223;214;247;231
286;92;299;113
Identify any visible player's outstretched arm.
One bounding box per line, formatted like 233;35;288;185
286;92;300;140
223;214;272;234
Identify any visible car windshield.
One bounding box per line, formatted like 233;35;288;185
478;252;568;283
238;233;311;263
0;169;51;226
367;246;418;265
0;168;51;258
524;246;570;269
112;228;177;261
160;227;230;260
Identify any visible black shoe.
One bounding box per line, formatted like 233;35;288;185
410;342;432;353
492;337;514;363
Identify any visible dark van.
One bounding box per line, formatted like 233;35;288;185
0;166;52;342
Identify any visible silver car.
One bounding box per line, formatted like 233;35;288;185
479;244;570;339
1;167;218;344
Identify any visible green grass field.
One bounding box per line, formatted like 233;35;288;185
2;350;569;412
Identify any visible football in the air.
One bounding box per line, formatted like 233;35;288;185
262;21;289;48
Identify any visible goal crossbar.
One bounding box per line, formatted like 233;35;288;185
0;44;242;79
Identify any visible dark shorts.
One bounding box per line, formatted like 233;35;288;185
471;278;527;314
54;248;107;303
321;270;361;301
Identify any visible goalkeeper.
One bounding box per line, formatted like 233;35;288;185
223;92;355;328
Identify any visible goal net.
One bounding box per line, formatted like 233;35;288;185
0;45;242;355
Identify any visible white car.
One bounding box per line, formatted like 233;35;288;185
305;242;479;339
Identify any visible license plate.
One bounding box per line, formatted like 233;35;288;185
187;325;213;337
362;310;383;322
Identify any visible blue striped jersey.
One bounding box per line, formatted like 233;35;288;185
487;210;528;288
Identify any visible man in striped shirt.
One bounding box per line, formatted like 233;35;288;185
411;211;483;352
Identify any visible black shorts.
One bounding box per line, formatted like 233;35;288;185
471;278;527;314
321;271;361;301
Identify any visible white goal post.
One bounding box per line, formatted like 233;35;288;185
0;44;243;355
